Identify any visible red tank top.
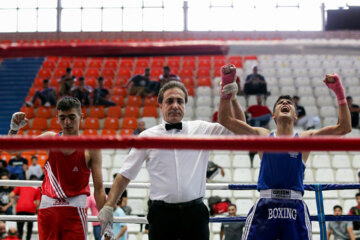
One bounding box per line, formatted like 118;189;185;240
41;150;91;200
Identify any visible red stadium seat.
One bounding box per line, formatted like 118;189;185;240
46;56;59;62
182;77;195;87
57;60;71;68
112;87;127;97
42;61;56;69
81;107;88;118
119;59;133;68
72;68;84;78
33;78;44;87
150;68;162;79
119;129;133;136
117;69;132;78
31;118;48;130
104;59;118;69
144;97;158;107
182;60;196;69
151;60;165;68
83;118;100;129
54;68;66;78
179;69;193;78
26;129;42;136
142;106;158;118
198;59;211;68
124;106;140;118
73;60;87;69
89;106;105;119
38;69;52;78
121;118;137;130
107;106;122;118
103;117;120;130
36;107;53;118
127;96;142;107
115;78;128;87
244;55;258;61
85;68;100;78
133;68;144;75
20;107;34;119
88;60;102;68
83;129;98;136
103;78;113;89
101;129;117;136
135;59;149;68
110;96;125;107
196;68;210;78
85;77;97;88
28;87;40;96
49;117;61;130
214;59;227;69
187;87;194;97
197;77;212;87
167;60;180;69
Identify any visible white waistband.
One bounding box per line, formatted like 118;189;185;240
260;189;302;200
39;194;87;209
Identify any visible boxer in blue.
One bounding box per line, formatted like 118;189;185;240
218;64;352;240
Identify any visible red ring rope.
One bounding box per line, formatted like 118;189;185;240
1;135;359;151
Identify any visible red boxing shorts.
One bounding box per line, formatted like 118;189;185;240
38;195;88;240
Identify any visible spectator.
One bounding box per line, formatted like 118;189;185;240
59;67;76;97
0;173;14;215
87;193;101;240
113;198;128;240
146;80;161;97
347;96;360;128
328;205;355;240
93;77;116;107
9;175;41;240
220;204;245;240
3;228;20;240
0;157;8;176
25;79;57;108
207;161;225;181
7;153;28;180
0;221;6;239
243;65;268;97
159;66;180;87
349;193;360;239
27;156;43;180
133;120;146;135
293;96;320;130
246;95;272;127
125;68;151;98
71;76;92;106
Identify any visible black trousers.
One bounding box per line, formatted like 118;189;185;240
16;212;34;240
147;202;209;240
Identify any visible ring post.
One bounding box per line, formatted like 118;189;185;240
315;184;327;240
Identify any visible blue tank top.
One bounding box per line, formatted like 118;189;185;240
257;132;305;194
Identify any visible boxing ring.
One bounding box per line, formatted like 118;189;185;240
1;135;360;240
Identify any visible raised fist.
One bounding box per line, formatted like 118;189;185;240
10;112;28;131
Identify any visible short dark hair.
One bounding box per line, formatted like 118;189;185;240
356;193;360;198
293;95;300;100
347;96;352;100
145;68;150;72
29;175;38;180
31;155;37;160
228;203;237;209
157;81;188;104
79;77;84;81
98;76;104;82
163;66;170;71
273;95;294;113
56;96;81;114
43;79;49;84
66;67;72;73
333;205;342;211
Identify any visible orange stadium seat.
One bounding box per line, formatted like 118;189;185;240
54;68;66;78
179;69;193;77
107;106;122;118
133;68;144;75
28;87;40;96
49;78;60;89
196;68;211;78
135;59;149;68
57;60;71;68
101;129;117;136
37;154;48;167
110;96;125;107
81;107;88;118
228;56;242;62
151;60;165;68
0;152;12;163
60;57;73;62
127;96;142;107
117;69;132;78
72;68;84;78
101;68;115;78
142;106;158;118
119;129;133;136
119;59;133;68
24;97;40;108
167;60;180;69
150;68;162;79
103;78;113;89
214;59;227;69
31;118;48;130
33;78;44;87
112;87;127;97
36;107;53;118
197;77;212;87
83;118;100;129
49;117;61;130
115;78;128;87
26;129;42;136
42;60;56;69
89;106;105;119
86;77;97;88
85;68;100;78
104;59;118;69
46;56;59;62
198;59;212;68
187;87;194;97
144;97;158;107
182;77;195;87
244;55;258;61
103;117;120;130
73;60;87;69
38;69;52;78
214;55;226;61
121;117;137;130
20;107;34;119
124;106;140;118
88;60;102;68
83;129;98;136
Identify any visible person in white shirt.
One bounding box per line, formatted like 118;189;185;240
27;156;43;180
98;81;244;240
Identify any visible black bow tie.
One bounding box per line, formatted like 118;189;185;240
165;122;182;131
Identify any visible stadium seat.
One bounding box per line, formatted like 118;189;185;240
196;96;213;107
233;169;252;182
179;69;193;77
57;60;71;68
232;154;251;168
73;60;87;69
38;69;52;78
142;117;157;128
115;78;128;87
315;168;334;182
235;199;254;215
133;68;144;75
110;96;125;107
101;129;117;136
150;68;162;79
142;106;158;118
88;60;102;68
121;118;137;130
212;154;231;168
196;68;211;78
104;59;118;69
119;59;133;68
42;60;56;69
30;118;48;130
124;106;140;118
49;117;61;130
167;60;180;69
83;118;100;129
101;68;115;78
26;129;42;136
20;107;34;119
83;129;99;136
135;59;149;68
36;107;53;118
196;87;212;96
144;97;158;107
85;68;100;78
127;96;142;107
103;117;120;130
319;106;337;118
332;154;351;168
195;106;213;119
89;106;105;119
214;59;227;69
127;188;148;198
335;169;355;182
107;106;122;118
303;168;314;183
197;77;212;87
54;68;67;78
72;68;84;78
119;129;134;136
311;154;331;168
151;60;164;69
198;59;212;68
117;69;132;78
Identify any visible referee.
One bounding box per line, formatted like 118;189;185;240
98;80;243;240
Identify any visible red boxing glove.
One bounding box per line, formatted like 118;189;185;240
324;74;346;105
220;64;237;99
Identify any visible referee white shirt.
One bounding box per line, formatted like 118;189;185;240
119;120;232;203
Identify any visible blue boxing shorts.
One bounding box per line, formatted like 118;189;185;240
241;189;312;240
